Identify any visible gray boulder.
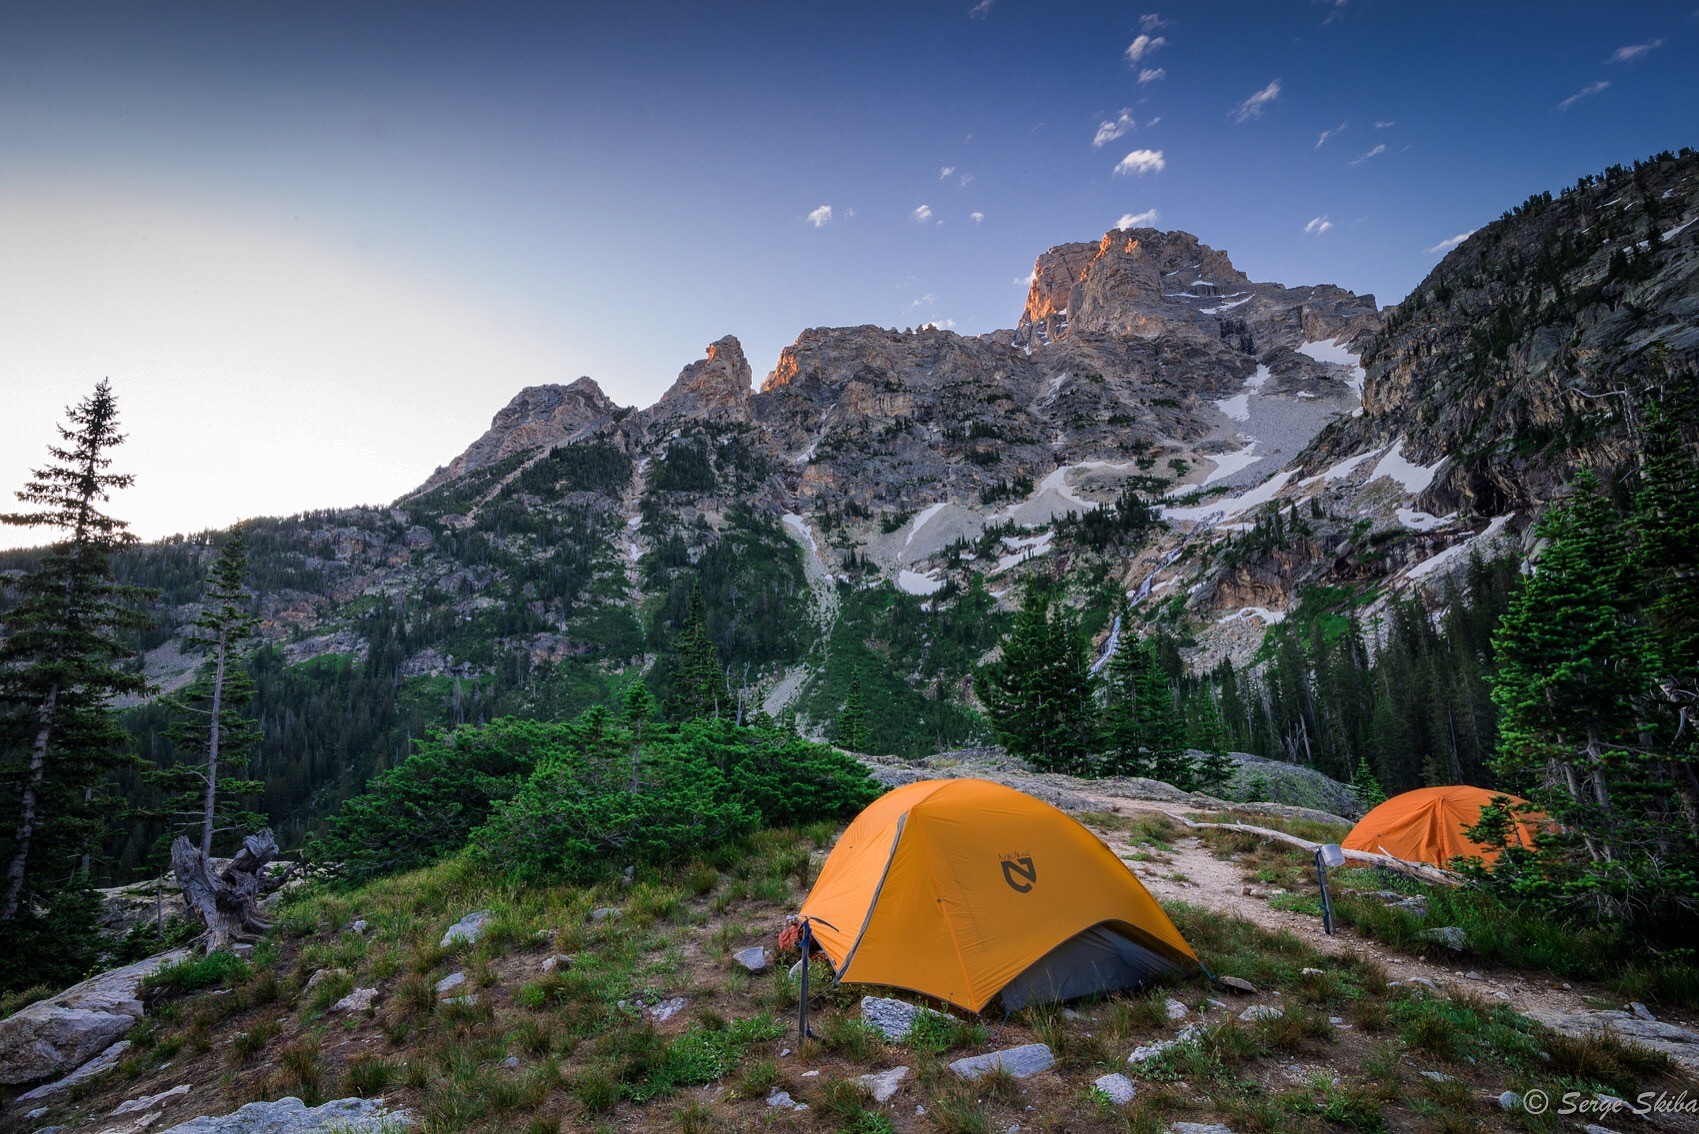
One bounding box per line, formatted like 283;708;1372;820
733;946;769;973
861;996;948;1041
856;1066;910;1103
439;911;491;947
433;972;466;997
1168;1125;1235;1134
1238;1005;1283;1023
1093;1072;1137;1105
1423;926;1467;951
949;1042;1055;1080
158;1096;413;1132
1524;1007;1699;1075
647;998;687;1022
12;1040;131;1102
0;949;186;1085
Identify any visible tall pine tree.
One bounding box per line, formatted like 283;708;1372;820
1102;631;1193;787
976;585;1096;774
835;664;868;752
0;382;151;988
667;584;724;721
143;531;264;859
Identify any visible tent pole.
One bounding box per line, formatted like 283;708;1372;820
798;920;813;1042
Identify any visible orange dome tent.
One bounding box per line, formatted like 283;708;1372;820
797;779;1198;1012
1343;785;1541;868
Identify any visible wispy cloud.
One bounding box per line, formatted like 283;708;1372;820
1320;0;1350;26
1425;230;1476;254
1608;38;1663;62
1114;148;1166;176
1015;269;1036;287
1139;13;1171;31
1349;143;1386;167
1304;216;1334;235
1138;67;1167;84
1231;78;1281;123
939;166;955;179
1315;121;1347;148
1116;208;1161;229
807;205;833;228
971;211;985;224
911;204;934;223
908;292;937;309
969;0;993;18
1374;120;1395;129
958;172;974;187
1125;34;1168;63
922;319;957;330
1093;109;1138;148
1557;80;1610;111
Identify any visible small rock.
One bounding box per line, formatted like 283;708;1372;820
231;944;253;957
1164;998;1188;1020
1093;1072;1137;1105
648;998;687;1022
765;1089;807;1110
440;910;491;948
779;1048;792;1058
112;1083;192;1115
733;946;769;973
1238;1005;1283;1023
1583;1126;1626;1134
1408;977;1439;991
434;972;467;997
1216;976;1257;995
1497;1091;1521;1110
1062;1008;1083;1020
949;1043;1055;1080
1465;970;1483;981
541;954;573;974
1205;998;1228;1010
591;907;622;921
25;1106;49;1119
345;919;369;936
331;988;377;1013
1629;1001;1655;1022
1423;926;1468;951
856;1066;910;1103
302;968;346;996
1419;1071;1453;1082
801;1070;819;1078
861;995;949;1041
1492;991;1511;1001
1168;1124;1236;1134
443;994;479;1007
503;1056;520;1070
1300;967;1324;977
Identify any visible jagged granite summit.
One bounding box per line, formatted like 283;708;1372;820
420;376;623;490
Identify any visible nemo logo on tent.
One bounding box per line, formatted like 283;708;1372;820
1000;855;1037;893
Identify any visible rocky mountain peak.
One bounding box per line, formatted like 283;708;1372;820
649;334;755;424
419;376;622;490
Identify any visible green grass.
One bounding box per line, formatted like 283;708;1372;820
139;949;250;994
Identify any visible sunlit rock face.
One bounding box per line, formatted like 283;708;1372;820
421;376;621;489
647;335;756;426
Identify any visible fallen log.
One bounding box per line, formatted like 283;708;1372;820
1164;813;1462;888
171;829;293;951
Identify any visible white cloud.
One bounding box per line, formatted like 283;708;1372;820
940;166;955;179
912;204;934;223
1138;67;1166;84
1315;121;1347;148
1116;209;1161;229
908;292;937;309
1349;143;1386;166
959;172;974;187
922;319;957;330
1093;109;1138;148
807;205;833;228
1374;120;1395;128
1231;78;1281;123
1608;38;1663;62
1125;34;1167;62
1139;13;1171;31
1114;149;1166;176
971;211;985;224
1425;230;1476;254
1015;270;1036;287
1557;80;1610;111
969;0;993;17
1303;215;1334;235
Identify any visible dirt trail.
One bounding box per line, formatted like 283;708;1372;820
1061;790;1699;1074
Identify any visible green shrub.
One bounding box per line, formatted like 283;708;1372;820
140;949;249;994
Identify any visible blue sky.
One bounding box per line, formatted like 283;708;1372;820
0;1;1693;546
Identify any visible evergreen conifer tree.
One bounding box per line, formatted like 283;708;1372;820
1;381;152;929
667;584;724;721
976;585;1096;774
1103;631;1193;786
1351;754;1388;807
835;665;868;752
1189;687;1236;795
144;532;263;859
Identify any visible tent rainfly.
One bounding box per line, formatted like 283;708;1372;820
797;778;1198;1012
1343;785;1542;869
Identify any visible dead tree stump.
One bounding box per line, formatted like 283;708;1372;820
171;829;289;951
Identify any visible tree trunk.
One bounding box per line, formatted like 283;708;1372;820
171;829;286;951
202;628;227;859
2;683;58;920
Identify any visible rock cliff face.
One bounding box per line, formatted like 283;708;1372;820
647;335;756;426
1302;148;1698;517
422;376;622;489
